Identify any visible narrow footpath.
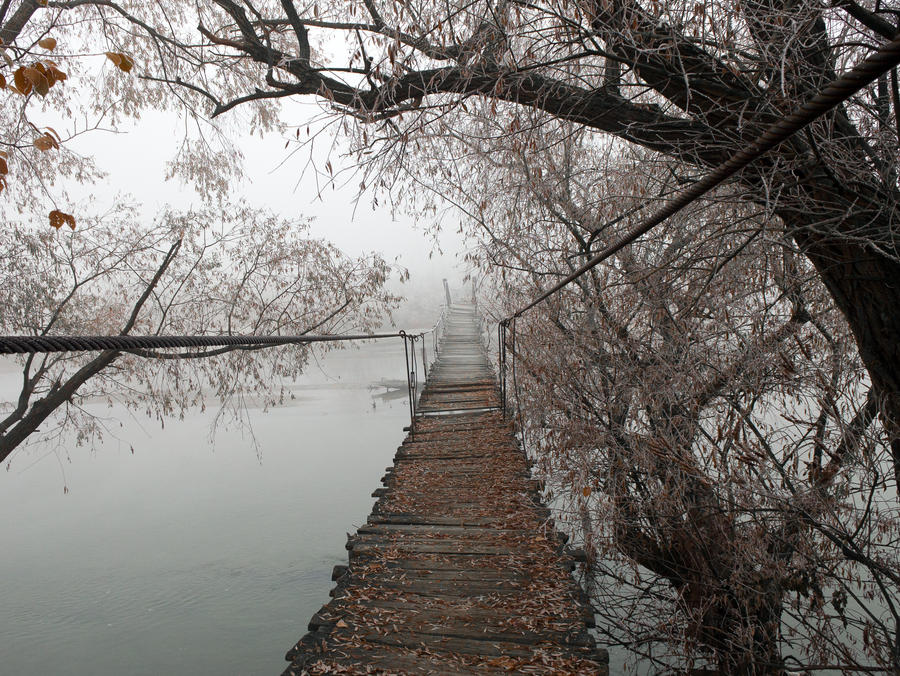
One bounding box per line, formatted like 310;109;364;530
283;304;608;675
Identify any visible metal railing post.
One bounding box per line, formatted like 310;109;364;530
420;333;428;380
400;331;415;435
499;321;507;416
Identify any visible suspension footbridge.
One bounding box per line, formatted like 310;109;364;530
282;304;608;675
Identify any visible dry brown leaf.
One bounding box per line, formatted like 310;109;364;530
12;66;31;95
22;66;49;96
33;133;59;151
48;209;76;230
105;51;134;72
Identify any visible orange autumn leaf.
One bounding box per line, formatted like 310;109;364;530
45;63;66;84
36;62;65;89
38;37;57;50
105;52;134;73
9;62;64;96
49;209;76;230
33;132;59;151
12;66;32;95
22;66;49;96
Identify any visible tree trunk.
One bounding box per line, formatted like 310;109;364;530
0;350;119;465
788;213;900;485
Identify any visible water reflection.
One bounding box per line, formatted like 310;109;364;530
0;340;424;676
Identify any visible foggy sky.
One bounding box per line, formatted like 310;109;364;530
67;104;468;309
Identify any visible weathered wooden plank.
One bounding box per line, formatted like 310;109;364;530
313;595;591;624
286;651;511;676
367;514;503;527
312;625;591;658
306;617;594;649
356;523;538;536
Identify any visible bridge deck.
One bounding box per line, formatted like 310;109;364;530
283;304;608;675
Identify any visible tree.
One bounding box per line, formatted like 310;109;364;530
445;121;898;672
2;1;899;667
0;2;401;462
28;0;896;483
0;0;268;226
4;2;898;454
0;203;399;465
0;0;82;225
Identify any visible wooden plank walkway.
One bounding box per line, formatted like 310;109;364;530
283;304;608;675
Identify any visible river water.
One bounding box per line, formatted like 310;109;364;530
0;340;421;675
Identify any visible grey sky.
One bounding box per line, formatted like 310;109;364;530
68;105;467;302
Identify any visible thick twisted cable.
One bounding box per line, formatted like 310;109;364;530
0;333;403;355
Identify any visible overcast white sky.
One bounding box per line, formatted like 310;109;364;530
65;102;469;319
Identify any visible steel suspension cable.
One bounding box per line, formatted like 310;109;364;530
0;332;406;355
503;33;900;322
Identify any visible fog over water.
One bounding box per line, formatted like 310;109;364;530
0;339;428;675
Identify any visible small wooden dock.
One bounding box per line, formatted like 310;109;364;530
283;304;608;674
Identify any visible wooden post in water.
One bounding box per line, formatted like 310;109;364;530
442;278;452;307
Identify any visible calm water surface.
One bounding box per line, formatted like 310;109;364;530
0;341;420;675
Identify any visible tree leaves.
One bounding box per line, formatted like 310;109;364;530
9;62;66;96
48;210;76;230
33;129;60;151
105;52;135;73
12;66;32;95
1;55;67;218
1;205;398;465
24;66;49;96
41;61;66;85
38;37;57;51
